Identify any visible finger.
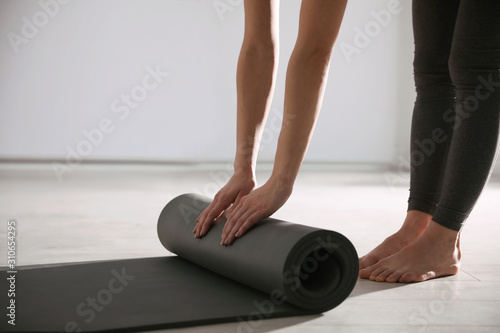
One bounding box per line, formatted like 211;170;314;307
223;205;255;245
198;210;224;238
225;193;245;220
195;193;232;238
198;194;221;222
222;199;247;237
194;199;220;237
224;204;235;220
194;204;211;236
221;205;249;244
235;210;263;238
198;200;230;237
198;189;229;222
194;199;217;232
223;208;256;245
232;193;245;210
222;201;239;236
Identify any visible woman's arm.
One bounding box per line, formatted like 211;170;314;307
194;0;280;238
220;0;348;245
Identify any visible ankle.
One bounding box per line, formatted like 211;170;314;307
398;210;432;235
406;210;432;223
426;221;460;244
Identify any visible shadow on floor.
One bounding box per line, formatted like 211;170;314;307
348;277;409;298
151;315;322;333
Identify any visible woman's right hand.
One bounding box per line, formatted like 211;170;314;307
193;171;256;238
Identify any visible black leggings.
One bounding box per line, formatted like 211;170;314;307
408;0;500;231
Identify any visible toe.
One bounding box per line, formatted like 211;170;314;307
358;257;366;270
386;271;402;283
399;271;420;283
359;263;380;279
398;272;415;283
359;255;377;270
359;268;372;279
401;270;438;283
374;269;393;282
368;266;386;281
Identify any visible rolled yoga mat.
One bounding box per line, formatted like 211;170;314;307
0;193;358;333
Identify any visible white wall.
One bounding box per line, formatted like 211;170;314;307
0;0;412;165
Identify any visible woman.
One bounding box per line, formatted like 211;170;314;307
195;0;500;283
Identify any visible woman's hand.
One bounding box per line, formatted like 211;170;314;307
194;171;256;238
220;178;293;245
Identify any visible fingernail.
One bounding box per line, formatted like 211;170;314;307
235;232;240;238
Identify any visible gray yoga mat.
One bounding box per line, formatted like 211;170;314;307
0;193;358;332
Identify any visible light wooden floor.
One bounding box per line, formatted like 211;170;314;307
1;163;499;332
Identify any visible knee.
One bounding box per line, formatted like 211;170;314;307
291;43;334;68
413;50;453;93
241;39;278;62
448;48;500;91
242;29;278;56
448;54;476;91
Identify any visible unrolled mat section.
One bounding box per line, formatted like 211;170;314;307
0;193;358;333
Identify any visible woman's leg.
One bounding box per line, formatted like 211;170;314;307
359;0;460;270
361;0;500;283
432;0;500;231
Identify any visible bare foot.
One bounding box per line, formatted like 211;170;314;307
359;210;431;270
359;221;461;283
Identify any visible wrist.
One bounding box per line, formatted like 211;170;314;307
233;162;255;179
267;173;294;193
